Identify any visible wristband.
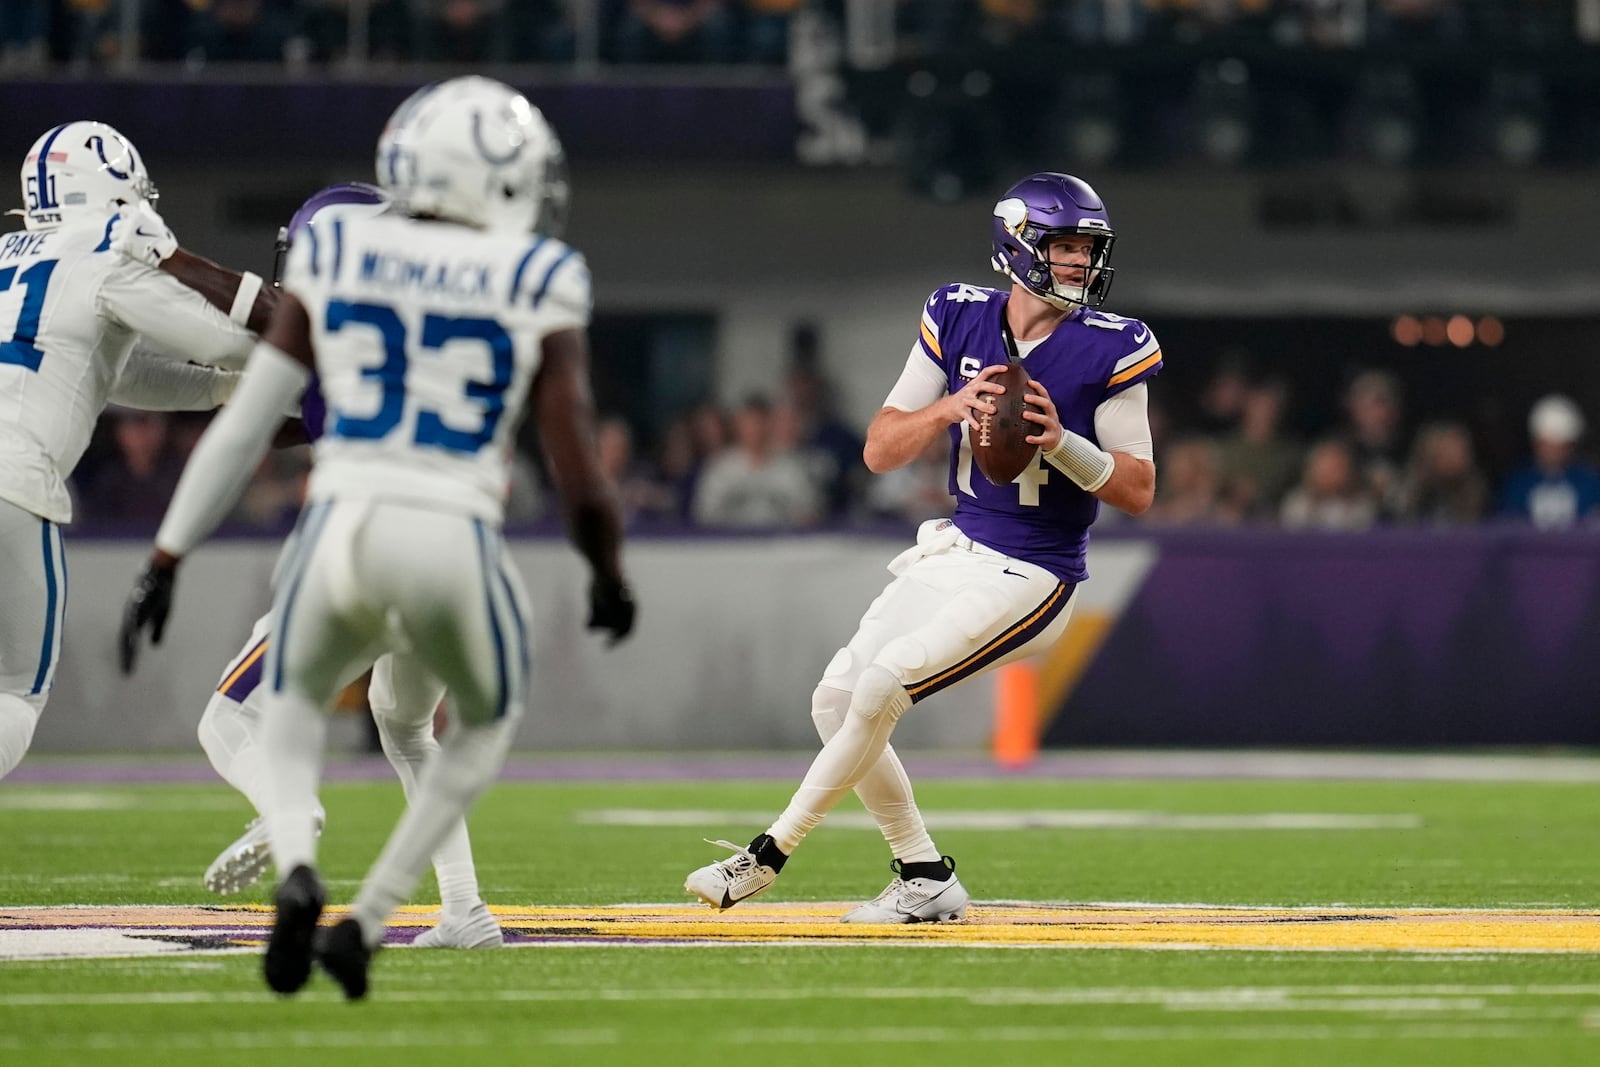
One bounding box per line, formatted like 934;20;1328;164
1043;428;1115;493
230;271;263;327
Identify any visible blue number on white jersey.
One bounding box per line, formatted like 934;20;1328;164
323;299;515;455
0;259;58;371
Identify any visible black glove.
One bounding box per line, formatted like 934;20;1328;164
119;559;178;675
587;576;635;645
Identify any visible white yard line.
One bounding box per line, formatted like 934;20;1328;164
4;984;1600;1009
580;809;1424;831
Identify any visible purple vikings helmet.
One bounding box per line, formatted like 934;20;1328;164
271;181;390;286
990;172;1116;309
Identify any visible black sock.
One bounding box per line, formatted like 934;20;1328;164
749;833;788;873
899;856;954;883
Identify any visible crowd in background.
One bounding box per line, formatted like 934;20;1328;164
66;344;1600;536
1140;364;1600;531
0;1;1590;71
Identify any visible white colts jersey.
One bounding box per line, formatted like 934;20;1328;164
0;218;254;523
287;210;590;523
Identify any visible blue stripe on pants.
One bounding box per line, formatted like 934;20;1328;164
29;520;57;695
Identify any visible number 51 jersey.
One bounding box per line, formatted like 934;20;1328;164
918;283;1162;584
284;208;590;524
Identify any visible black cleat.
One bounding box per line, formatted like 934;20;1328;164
263;864;325;994
316;917;375;1001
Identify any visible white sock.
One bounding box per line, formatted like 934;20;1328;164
368;657;483;916
259;687;328;876
350;718;513;949
0;692;42;781
811;685;941;864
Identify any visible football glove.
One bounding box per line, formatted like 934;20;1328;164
119;559;177;674
109;201;178;267
587;576;636;645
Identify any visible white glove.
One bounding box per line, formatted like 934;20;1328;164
109;201;178;267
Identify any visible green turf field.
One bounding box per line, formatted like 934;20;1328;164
4;768;1600;1065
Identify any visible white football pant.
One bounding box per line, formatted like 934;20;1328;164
0;497;67;780
254;499;529;944
769;519;1076;855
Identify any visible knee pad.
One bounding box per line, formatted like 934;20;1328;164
849;664;912;724
810;684;850;742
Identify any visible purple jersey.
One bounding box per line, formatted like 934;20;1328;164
915;283;1162;583
300;373;326;443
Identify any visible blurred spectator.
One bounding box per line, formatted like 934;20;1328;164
739;0;801;64
1142;436;1236;525
1394;420;1488;525
296;0;411;62
1;0;49;68
76;409;185;527
1280;437;1378;530
782;323;865;519
187;0;296;62
1215;377;1302;519
62;0;122;65
1498;394;1600;529
612;0;737;62
412;0;501;62
692;394;821;527
652;412;700;522
505;0;577;62
863;435;954;524
1340;369;1406;517
597;414;680;524
1194;351;1251;435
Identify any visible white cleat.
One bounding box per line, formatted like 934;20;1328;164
412;902;504;949
684;838;779;910
203;812;324;896
841;858;970;924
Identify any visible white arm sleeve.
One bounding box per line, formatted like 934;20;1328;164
155;343;311;558
881;345;949;412
109;348;239;411
1093;382;1154;460
97;263;256;370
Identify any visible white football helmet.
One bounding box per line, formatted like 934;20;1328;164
18;121;157;231
375;77;568;236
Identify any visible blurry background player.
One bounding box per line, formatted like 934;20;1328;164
120;76;634;998
686;172;1158;922
0;120;270;782
117;182;505;950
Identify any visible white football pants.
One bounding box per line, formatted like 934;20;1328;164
0;497;66;780
769;518;1076;856
254;499;529;937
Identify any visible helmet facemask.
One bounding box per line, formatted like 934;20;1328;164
989;173;1118;310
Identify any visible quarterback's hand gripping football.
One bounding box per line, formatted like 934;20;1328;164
943;363;1008;431
119;557;178;674
587;576;636;645
1021;378;1064;452
109;201;178;267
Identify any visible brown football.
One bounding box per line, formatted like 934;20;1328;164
972;361;1037;486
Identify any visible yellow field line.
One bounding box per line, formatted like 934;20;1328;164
6;903;1600;953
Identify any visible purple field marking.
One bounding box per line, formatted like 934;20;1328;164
10;750;1600;785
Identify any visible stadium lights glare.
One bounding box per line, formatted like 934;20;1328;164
1391;315;1507;348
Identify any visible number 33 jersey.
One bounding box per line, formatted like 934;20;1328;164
918;283;1162;583
284;209;591;523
